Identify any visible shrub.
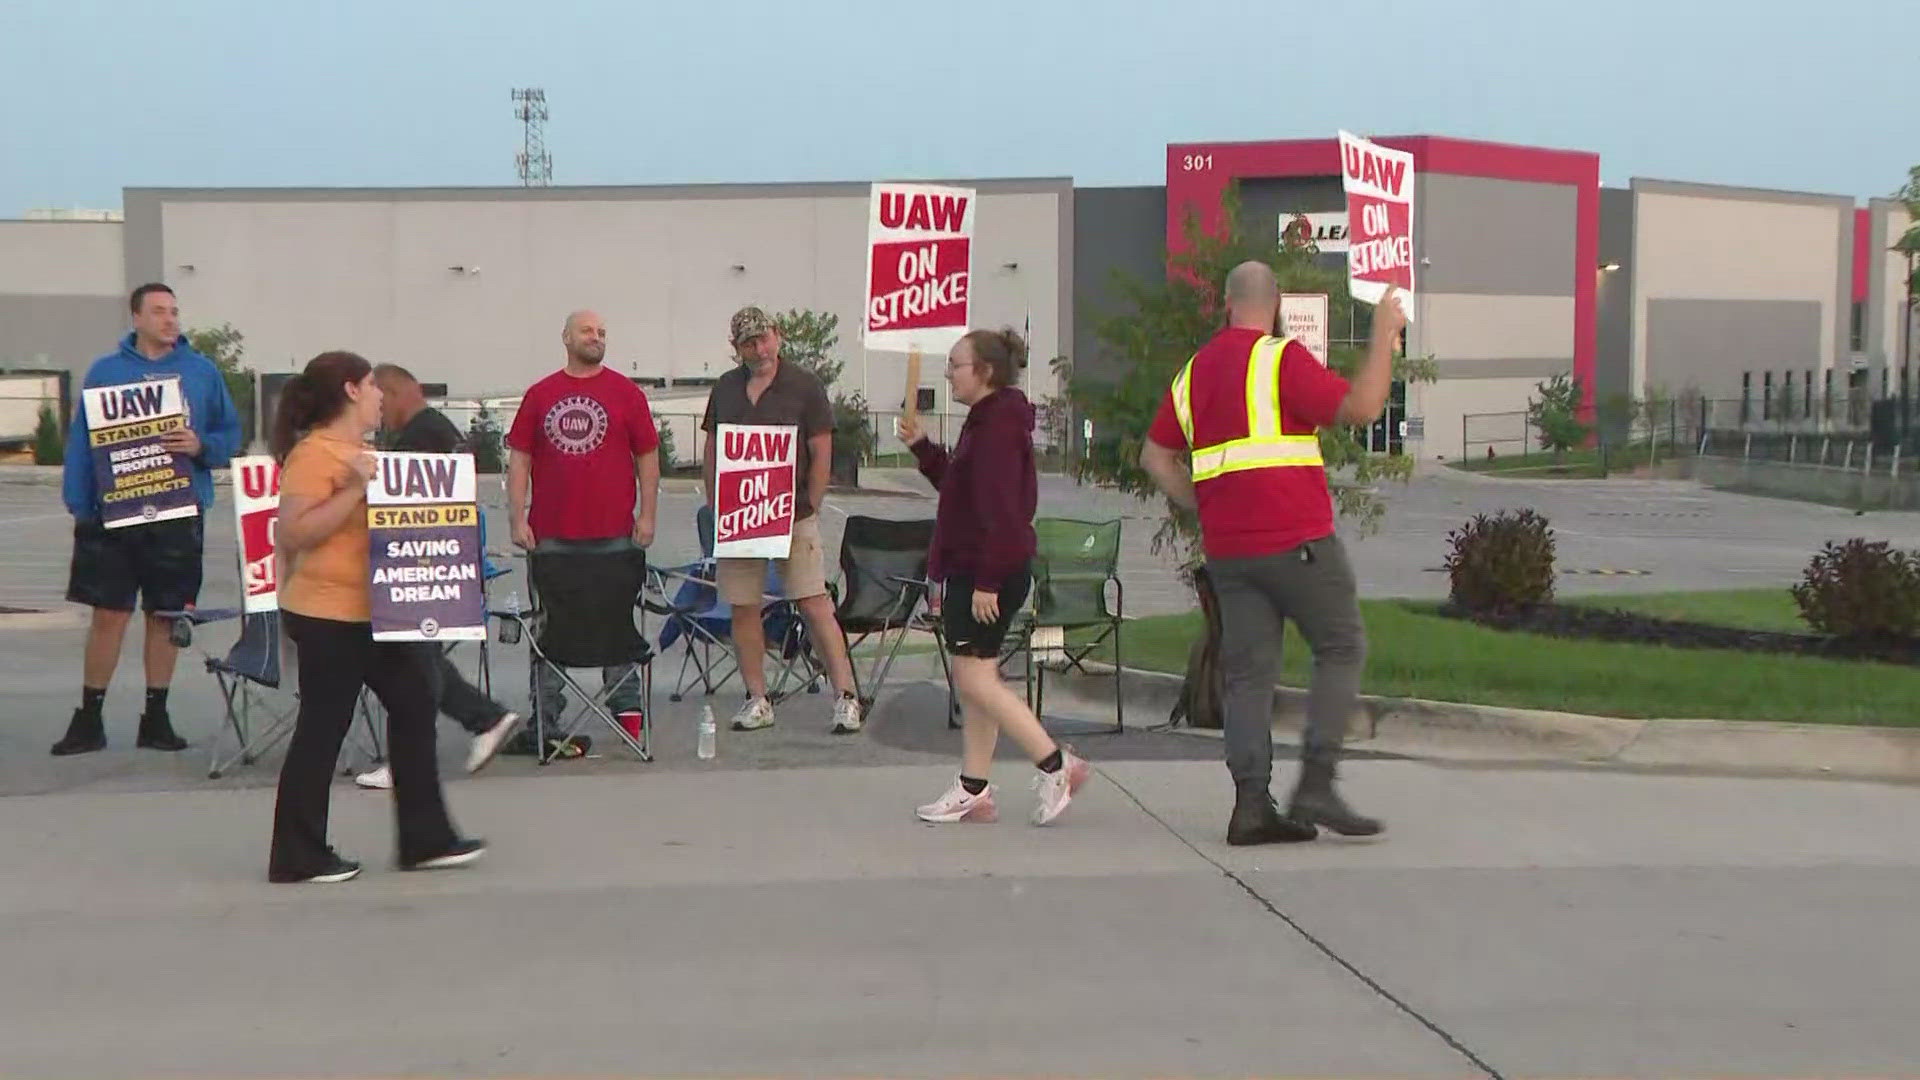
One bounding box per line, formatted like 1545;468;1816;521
1790;539;1920;641
1444;508;1557;614
656;419;678;470
467;405;504;474
32;400;63;465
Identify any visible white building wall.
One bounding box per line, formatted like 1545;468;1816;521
144;184;1068;442
1629;183;1851;397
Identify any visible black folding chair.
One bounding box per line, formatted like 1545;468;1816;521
495;540;654;764
171;606;383;779
831;516;936;714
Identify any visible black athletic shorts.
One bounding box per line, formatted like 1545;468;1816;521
65;516;205;613
940;563;1032;659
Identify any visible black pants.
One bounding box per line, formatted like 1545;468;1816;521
270;611;459;876
430;647;507;736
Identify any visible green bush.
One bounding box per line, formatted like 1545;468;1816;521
467;406;505;474
1444;508;1557;614
32;400;63;465
656;419;678;470
1791;539;1920;641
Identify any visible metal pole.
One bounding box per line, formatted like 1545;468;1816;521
1844;441;1854;471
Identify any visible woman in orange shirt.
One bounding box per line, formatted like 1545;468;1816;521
267;350;483;884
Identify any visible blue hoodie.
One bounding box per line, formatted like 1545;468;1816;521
62;334;243;521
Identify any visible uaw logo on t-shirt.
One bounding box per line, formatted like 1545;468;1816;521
542;395;609;456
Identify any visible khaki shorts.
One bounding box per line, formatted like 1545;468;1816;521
716;514;830;606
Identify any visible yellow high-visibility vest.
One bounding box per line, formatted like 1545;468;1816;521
1171;335;1324;483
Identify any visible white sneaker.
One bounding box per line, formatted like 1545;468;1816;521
1030;748;1093;826
730;696;775;731
830;692;863;734
916;778;998;823
467;712;523;773
354;764;393;790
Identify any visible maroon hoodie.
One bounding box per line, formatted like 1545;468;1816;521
910;386;1038;590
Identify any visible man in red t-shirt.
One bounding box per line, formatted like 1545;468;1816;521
1142;264;1405;846
504;309;660;756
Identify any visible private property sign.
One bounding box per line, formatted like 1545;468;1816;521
863;183;975;354
1338;131;1417;319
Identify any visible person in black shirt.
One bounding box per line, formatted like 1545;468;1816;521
351;364;534;789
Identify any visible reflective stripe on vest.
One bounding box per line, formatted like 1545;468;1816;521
1172;335;1323;483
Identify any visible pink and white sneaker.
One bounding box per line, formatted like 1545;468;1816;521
916;778;999;823
1030;748;1092;826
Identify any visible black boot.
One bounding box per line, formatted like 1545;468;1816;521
1227;784;1318;846
136;709;188;752
1287;755;1383;837
51;708;107;756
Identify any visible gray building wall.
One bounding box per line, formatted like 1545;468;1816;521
0;221;127;378
1071;185;1166;384
1412;173;1579;459
1596;186;1635;412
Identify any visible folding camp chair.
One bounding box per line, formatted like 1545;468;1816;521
644;506;744;702
495;540;654;764
831;516;936;714
1025;517;1126;735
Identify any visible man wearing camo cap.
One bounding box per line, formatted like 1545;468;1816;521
699;306;863;734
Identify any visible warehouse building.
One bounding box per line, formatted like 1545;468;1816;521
2;135;1911;462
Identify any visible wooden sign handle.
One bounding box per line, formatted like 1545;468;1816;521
903;346;922;421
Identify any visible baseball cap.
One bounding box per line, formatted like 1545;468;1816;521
730;306;776;345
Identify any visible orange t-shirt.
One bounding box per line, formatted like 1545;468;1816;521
279;431;372;623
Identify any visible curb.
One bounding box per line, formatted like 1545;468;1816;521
1045;663;1920;783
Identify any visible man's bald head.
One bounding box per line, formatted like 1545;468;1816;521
562;309;607;367
1224;261;1280;329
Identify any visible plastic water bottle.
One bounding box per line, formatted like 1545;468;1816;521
697;704;717;760
500;590;523;644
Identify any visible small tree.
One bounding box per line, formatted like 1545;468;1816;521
656;418;678;470
32;400;63;465
467;405;504;474
1895;165;1920;295
772;308;846;387
765;308;875;478
187;323;256;449
1529;373;1589;459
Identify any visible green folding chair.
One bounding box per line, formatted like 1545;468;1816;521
1026;517;1125;735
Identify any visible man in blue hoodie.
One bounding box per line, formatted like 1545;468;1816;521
53;283;244;756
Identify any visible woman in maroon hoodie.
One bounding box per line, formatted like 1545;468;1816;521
900;328;1091;826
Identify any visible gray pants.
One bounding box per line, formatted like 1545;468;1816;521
1208;534;1367;789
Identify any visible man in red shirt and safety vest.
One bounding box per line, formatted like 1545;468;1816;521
1142;263;1406;846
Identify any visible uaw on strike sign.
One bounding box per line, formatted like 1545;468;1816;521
1338;131;1417;320
83;378;198;529
231;456;281;614
366;452;485;642
864;183;975;354
713;424;797;559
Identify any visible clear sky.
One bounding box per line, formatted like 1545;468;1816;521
5;0;1914;215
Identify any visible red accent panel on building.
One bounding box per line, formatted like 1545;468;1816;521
1165;134;1601;419
1854;208;1870;305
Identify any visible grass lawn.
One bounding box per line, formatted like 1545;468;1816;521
1071;590;1918;726
1561;588;1806;634
1449;441;1676;479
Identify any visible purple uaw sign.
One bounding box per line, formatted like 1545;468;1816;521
83;377;198;529
366;452;485;642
